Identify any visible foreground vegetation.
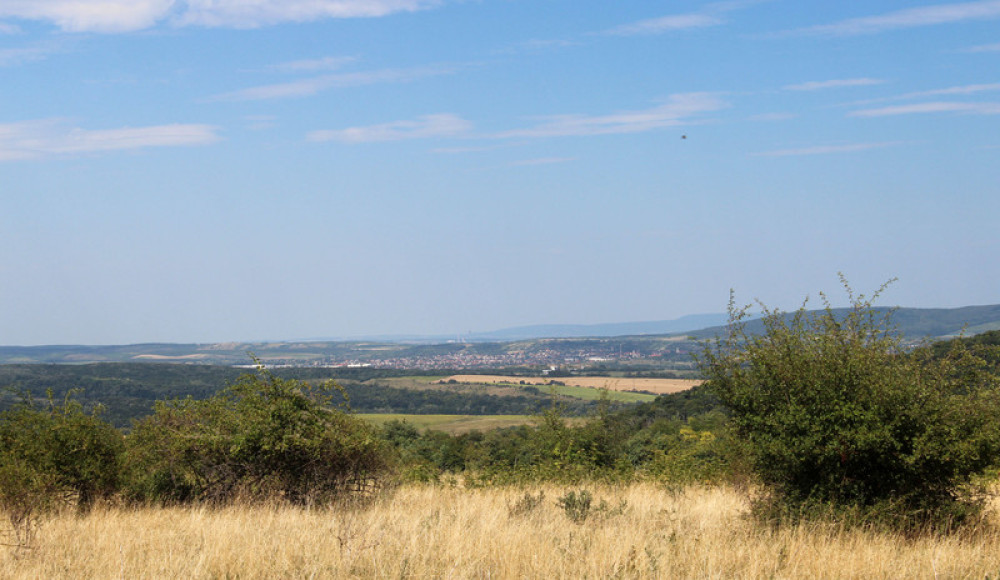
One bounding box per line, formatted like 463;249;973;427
6;483;1000;579
4;284;1000;576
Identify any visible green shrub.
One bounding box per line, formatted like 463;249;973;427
0;392;123;514
699;278;1000;530
124;364;392;505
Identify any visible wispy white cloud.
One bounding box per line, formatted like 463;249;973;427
0;22;21;34
850;102;1000;117
178;0;440;28
748;112;797;122
0;119;220;161
210;64;458;101
842;82;1000;108
604;0;768;36
797;0;1000;36
493;38;578;55
0;0;175;33
784;78;886;91
510;157;575;166
495;93;727;139
308;114;472;143
753;141;905;157
963;41;1000;52
266;56;357;73
0;0;441;33
605;13;723;36
0;43;62;67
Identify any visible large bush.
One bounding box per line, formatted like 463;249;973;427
124;365;391;505
699;280;1000;528
0;392;123;517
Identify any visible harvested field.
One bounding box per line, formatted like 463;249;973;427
440;374;701;395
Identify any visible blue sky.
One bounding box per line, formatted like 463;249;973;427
1;0;998;345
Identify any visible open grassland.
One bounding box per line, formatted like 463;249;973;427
6;484;1000;579
358;413;540;433
442;374;701;395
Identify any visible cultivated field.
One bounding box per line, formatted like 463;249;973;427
5;483;1000;578
441;374;702;395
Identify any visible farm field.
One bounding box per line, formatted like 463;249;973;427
441;374;701;395
5;483;1000;579
358;413;540;433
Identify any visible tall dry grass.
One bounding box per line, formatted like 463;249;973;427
4;483;1000;578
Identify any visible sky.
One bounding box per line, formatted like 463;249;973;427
1;0;998;345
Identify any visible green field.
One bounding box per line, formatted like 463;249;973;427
358;414;540;433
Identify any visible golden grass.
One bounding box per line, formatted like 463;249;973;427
4;484;1000;578
442;374;702;395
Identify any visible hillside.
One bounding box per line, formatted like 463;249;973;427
0;304;997;367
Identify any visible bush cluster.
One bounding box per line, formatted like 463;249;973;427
699;279;1000;529
0;366;392;522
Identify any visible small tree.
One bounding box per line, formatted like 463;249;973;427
699;278;1000;529
0;390;123;534
124;363;391;505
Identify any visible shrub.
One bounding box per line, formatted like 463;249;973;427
124;364;391;505
0;392;123;514
698;278;1000;530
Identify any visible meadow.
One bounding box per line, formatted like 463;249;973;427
5;483;1000;579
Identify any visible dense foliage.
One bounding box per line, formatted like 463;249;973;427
699;281;1000;528
124;365;390;505
0;391;123;544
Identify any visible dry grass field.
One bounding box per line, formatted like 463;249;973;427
5;483;1000;579
442;374;702;395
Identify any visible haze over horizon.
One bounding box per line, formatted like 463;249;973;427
2;1;998;346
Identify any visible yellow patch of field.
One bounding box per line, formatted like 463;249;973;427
440;374;701;395
132;354;209;360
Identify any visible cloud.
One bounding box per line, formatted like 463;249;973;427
510;157;575;166
963;41;1000;52
0;119;220;161
308;114;472;143
210;64;458;101
748;112;797;122
797;0;1000;36
266;56;357;73
752;141;905;157
784;78;886;91
0;0;175;33
0;43;62;67
850;102;1000;117
0;0;440;33
604;0;768;36
177;0;440;28
605;13;723;36
495;93;727;139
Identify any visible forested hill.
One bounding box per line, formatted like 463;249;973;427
687;304;1000;341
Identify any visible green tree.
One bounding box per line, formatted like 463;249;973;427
124;363;391;505
699;278;1000;529
0;391;123;514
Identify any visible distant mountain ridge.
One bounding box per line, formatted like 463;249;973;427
1;304;998;365
466;313;731;341
687;304;1000;340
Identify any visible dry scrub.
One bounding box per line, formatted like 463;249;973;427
5;483;1000;578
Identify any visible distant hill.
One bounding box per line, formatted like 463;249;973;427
687;304;1000;341
467;313;731;341
1;304;997;365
